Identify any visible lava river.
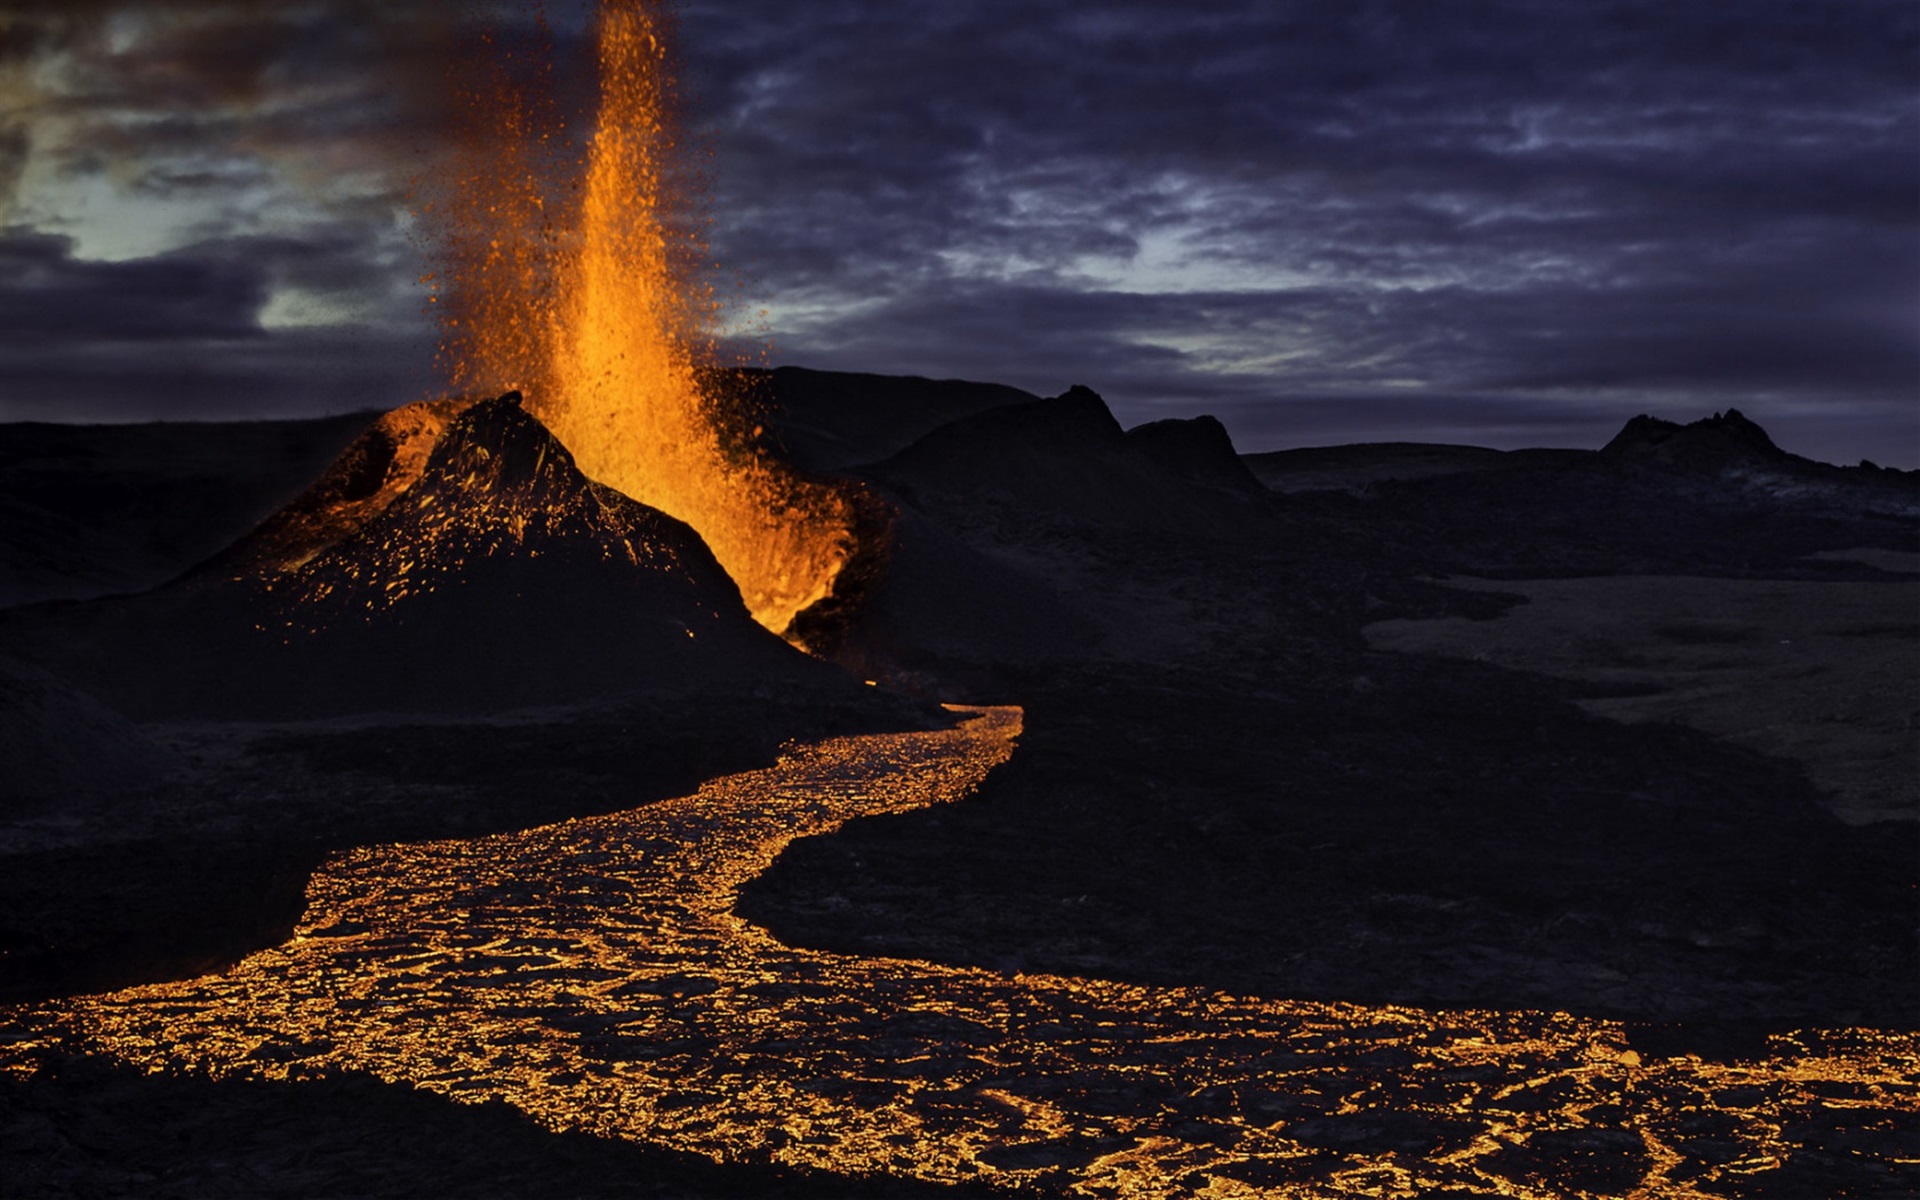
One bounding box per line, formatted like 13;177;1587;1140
2;706;1914;1197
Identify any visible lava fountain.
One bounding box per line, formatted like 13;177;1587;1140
432;0;857;641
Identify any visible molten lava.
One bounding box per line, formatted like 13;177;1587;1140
8;707;1916;1194
434;0;855;640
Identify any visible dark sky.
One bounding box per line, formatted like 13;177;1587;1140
2;1;1914;465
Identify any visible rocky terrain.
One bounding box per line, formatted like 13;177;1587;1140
1;368;1915;1194
0;412;372;610
739;386;1918;1043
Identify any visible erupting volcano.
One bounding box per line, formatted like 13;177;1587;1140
0;2;877;719
2;5;1915;1197
428;0;858;643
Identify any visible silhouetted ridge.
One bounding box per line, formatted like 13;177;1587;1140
870;385;1260;532
1029;384;1129;443
1601;409;1790;471
728;366;1038;472
881;384;1124;467
1125;414;1265;496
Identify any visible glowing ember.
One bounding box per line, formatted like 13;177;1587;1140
5;707;1914;1195
433;0;855;640
215;396;478;579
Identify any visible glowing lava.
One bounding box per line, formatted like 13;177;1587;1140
434;0;856;640
5;707;1914;1196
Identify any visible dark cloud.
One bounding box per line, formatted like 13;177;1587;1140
0;325;432;423
0;228;433;421
680;0;1919;463
0;229;266;339
0;0;1914;464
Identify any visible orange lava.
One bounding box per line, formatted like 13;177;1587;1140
433;1;854;639
7;707;1915;1196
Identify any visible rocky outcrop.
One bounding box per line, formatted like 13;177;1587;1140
1600;408;1790;470
1124;414;1266;497
869;385;1261;534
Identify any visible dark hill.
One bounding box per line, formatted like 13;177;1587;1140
1600;408;1791;471
808;385;1272;674
0;412;372;608
0;394;831;719
867;385;1265;534
732;366;1037;472
1125;414;1266;497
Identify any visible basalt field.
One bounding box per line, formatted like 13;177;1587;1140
0;364;1915;1198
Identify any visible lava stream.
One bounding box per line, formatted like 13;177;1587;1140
4;707;1914;1197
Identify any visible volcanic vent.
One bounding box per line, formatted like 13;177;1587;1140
0;2;888;713
224;392;752;632
8;393;829;719
429;0;870;645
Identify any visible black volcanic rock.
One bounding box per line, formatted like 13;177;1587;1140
1600;408;1790;471
0;393;831;718
1125;414;1266;497
732;366;1038;472
0;657;177;818
866;385;1260;534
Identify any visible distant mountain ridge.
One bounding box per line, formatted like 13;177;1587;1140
1601;408;1790;470
0;412;371;608
2;375;1913;704
1248;408;1915;499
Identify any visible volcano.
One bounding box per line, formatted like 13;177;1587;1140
0;393;834;719
1;371;1916;1197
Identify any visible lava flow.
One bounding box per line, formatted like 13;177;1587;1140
3;706;1915;1196
432;0;857;640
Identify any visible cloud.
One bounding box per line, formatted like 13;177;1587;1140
0;0;1914;465
678;0;1919;462
0;227;433;421
0;228;267;339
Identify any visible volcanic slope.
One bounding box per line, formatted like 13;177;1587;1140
0;412;372;608
866;384;1267;535
743;395;1919;1035
0;393;835;719
738;365;1039;473
808;385;1274;676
